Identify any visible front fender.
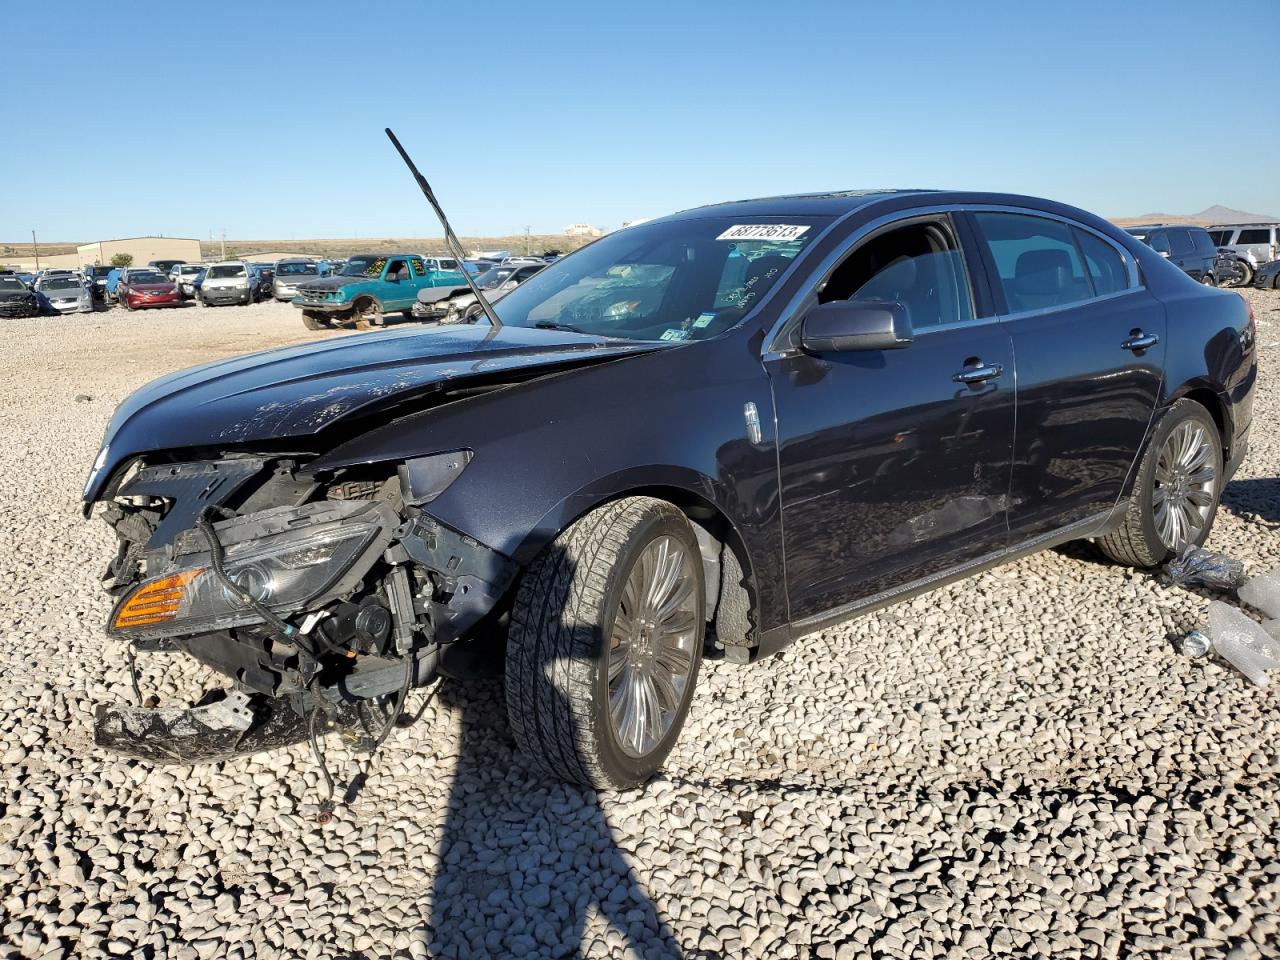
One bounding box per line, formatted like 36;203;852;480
305;337;790;632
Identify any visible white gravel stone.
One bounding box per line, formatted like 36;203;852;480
0;292;1278;957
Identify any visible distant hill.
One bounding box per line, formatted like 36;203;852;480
1113;205;1278;227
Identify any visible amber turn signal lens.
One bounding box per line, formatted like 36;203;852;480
113;569;205;629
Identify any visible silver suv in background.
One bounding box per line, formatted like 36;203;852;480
198;261;255;307
272;259;321;300
1208;223;1280;286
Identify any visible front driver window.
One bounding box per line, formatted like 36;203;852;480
818;219;974;330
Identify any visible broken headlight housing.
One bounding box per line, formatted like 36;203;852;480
109;501;397;641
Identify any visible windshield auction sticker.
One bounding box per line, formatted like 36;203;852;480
716;224;811;242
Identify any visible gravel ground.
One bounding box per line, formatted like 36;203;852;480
2;292;1279;960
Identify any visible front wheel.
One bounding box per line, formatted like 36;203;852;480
1228;261;1255;287
506;497;705;789
1098;398;1222;567
301;310;327;330
351;298;381;330
1200;273;1217;286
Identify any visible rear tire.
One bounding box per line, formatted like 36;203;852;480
1097;398;1223;567
506;497;705;789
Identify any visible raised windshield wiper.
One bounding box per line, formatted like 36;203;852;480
534;321;589;334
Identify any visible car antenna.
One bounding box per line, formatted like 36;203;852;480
385;127;503;333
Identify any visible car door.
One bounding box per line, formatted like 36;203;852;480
380;257;410;309
766;212;1015;624
1167;228;1200;280
967;210;1165;542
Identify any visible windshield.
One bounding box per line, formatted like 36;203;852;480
129;272;167;284
475;267;517;288
488;216;826;341
340;256;386;277
42;277;82;291
276;262;318;276
178;265;202;276
0;277;27;292
206;264;246;279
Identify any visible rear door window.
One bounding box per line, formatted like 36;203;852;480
1167;229;1195;257
1207;230;1231;246
973;212;1093;313
1072;228;1130;297
1190;229;1217;255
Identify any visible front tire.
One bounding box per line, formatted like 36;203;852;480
1098;398;1222;567
506;497;705;789
301;310;327;330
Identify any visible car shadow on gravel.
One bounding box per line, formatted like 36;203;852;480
1220;477;1280;528
424;678;683;958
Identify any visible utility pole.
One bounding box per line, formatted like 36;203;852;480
524;225;531;255
31;230;40;271
220;229;226;261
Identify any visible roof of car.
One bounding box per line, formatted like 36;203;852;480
1208;222;1279;229
651;189;1142;227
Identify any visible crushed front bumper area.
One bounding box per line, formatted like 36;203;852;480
93;690;340;764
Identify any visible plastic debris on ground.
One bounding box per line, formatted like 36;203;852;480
1163;544;1247;591
1237;569;1280;618
1203;600;1280;687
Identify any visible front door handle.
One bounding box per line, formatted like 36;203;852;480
953;362;1003;384
1122;332;1159;352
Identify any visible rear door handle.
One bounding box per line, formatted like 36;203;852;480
1122;332;1159;352
953;362;1003;384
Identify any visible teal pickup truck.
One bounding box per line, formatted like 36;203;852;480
292;253;465;330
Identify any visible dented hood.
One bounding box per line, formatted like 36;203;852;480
84;324;656;503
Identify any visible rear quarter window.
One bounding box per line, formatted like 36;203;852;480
1237;229;1270;244
1073;228;1130;296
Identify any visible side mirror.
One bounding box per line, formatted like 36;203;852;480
800;300;913;353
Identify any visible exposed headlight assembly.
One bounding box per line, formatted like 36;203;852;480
110;500;398;640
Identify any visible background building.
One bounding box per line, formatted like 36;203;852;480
77;236;202;268
564;224;602;238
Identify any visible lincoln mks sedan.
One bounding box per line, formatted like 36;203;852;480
85;189;1256;789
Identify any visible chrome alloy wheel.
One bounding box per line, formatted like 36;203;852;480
607;535;699;758
1153;420;1217;549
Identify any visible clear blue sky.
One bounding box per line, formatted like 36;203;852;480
5;0;1277;242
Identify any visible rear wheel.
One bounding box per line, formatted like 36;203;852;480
506;497;705;789
1098;398;1222;567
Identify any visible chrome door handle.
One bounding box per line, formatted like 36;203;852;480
1122;332;1159;351
953;362;1003;384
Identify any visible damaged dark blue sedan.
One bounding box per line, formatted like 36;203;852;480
86;190;1256;790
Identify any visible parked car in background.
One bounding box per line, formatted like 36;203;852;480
272;259;321;300
82;265;114;304
118;269;181;310
421;256;461;274
0;274;40;318
251;263;275;301
170;264;205;299
1252;259;1280;290
148;259;186;275
198;261;256;307
292;252;465;329
35;274;94;313
1125;224;1222;284
413;261;545;322
1208;223;1280;286
83;188;1257;788
16;273;35;287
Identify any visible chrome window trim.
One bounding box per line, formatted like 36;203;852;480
763;202;1143;359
